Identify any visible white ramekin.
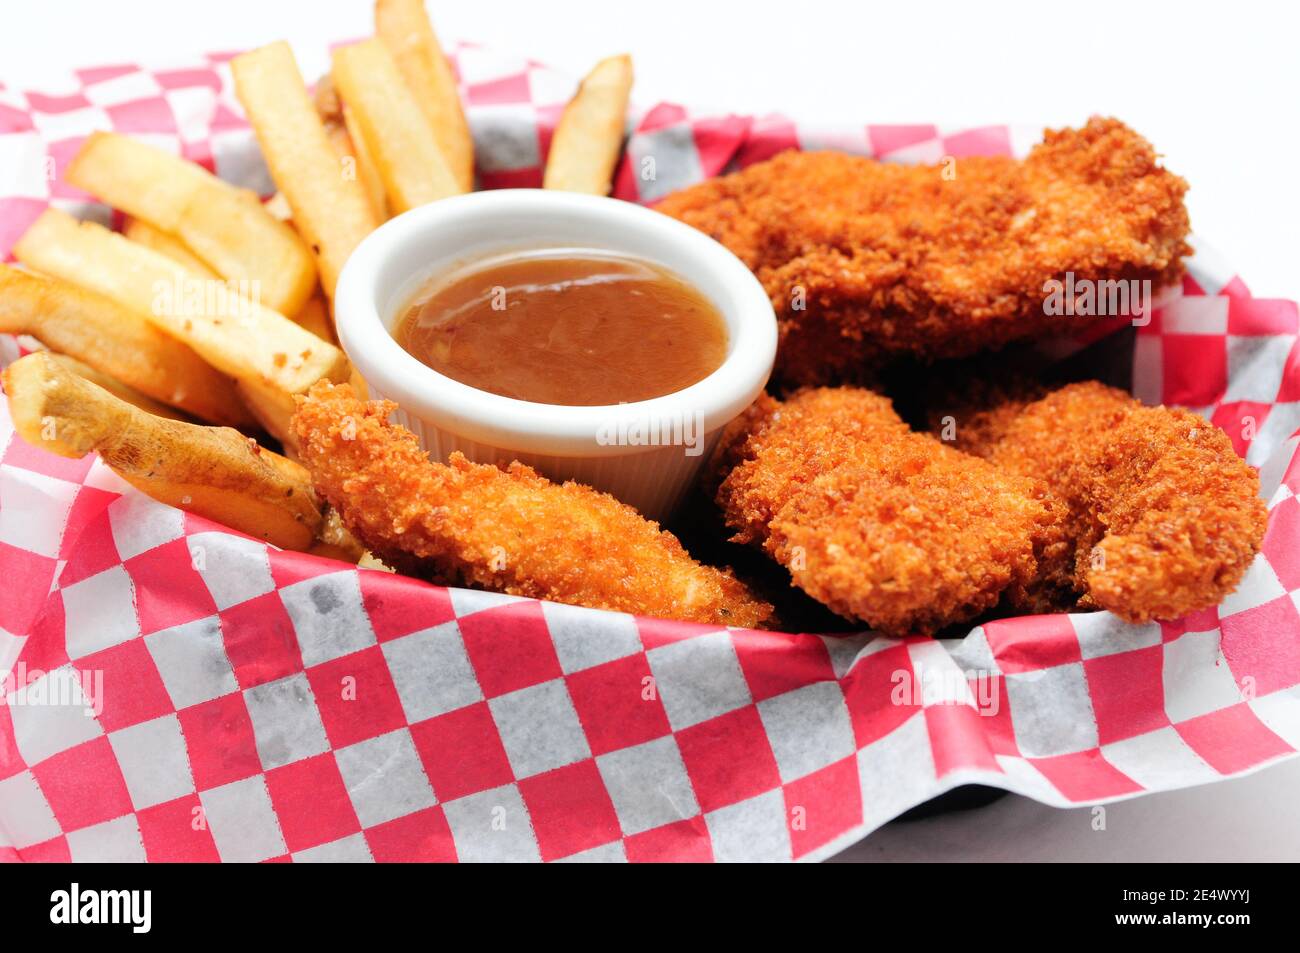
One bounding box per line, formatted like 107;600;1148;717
333;189;777;520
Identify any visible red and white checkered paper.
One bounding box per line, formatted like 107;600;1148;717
2;42;1300;863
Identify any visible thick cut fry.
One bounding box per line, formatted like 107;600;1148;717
543;55;633;195
375;0;475;191
241;291;334;450
293;292;336;344
314;73;342;123
236;377;300;457
349;367;371;401
45;354;189;420
0;263;252;427
13;210;348;396
4;352;322;551
309;507;368;563
122;218;219;279
231;41;379;298
294;382;774;627
331;38;461;213
66;132;316;315
318;107;388;222
338;108;390;221
264;191;293;222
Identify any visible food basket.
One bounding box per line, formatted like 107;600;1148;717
0;40;1297;862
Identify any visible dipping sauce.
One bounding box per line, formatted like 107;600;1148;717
394;250;729;405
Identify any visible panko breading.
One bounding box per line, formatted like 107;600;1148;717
940;381;1268;621
715;387;1050;636
292;382;773;627
656;118;1191;386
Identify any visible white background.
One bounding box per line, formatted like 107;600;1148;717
4;0;1298;861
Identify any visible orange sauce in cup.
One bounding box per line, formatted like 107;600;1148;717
395;250;728;406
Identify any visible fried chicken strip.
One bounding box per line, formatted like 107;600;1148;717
657;118;1191;386
292;382;773;627
715;387;1049;636
937;381;1268;621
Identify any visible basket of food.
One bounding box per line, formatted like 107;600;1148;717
1;0;1296;863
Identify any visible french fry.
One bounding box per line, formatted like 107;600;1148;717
311;79;387;219
331;38;462;213
349;368;371;401
239;291;348;450
375;0;475;191
3;352;322;551
66;132;317;316
314;72;343;123
543;54;633;195
339;107;390;221
13;209;349;397
316;106;389;223
293;292;336;344
123;218;219;279
264;191;293;222
45;354;190;421
231;41;379;298
0;263;253;427
236;376;299;457
309;506;368;563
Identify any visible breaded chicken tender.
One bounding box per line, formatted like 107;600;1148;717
656;118;1191;386
293;382;773;628
940;381;1268;621
715;387;1050;635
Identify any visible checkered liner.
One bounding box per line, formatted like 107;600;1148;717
2;42;1299;863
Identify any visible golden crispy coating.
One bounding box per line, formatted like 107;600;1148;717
293;382;773;627
657;118;1191;386
949;381;1268;621
700;391;781;498
922;375;1071;614
715;387;1049;635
